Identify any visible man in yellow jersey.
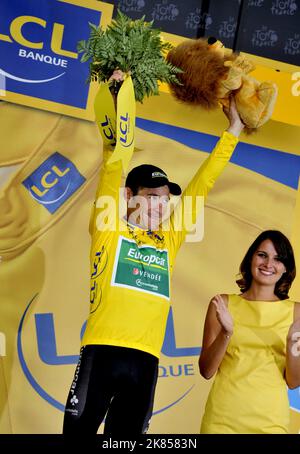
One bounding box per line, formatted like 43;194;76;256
63;89;244;435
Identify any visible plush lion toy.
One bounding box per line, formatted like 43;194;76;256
166;37;278;132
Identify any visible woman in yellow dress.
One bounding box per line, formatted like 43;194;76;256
199;230;300;434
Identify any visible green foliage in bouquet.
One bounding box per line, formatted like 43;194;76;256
77;10;182;102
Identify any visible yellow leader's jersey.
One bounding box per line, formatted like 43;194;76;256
82;131;238;358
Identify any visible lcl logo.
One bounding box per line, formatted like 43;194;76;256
17;298;199;413
0;14;77;59
30;165;70;198
22;152;85;214
0;0;107;110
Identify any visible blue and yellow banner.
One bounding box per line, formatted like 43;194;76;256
0;0;112;118
94;75;136;171
94;81;117;148
107;75;136;171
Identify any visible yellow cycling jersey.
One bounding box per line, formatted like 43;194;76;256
82;131;238;358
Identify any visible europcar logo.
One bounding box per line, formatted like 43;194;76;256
22;152;85;213
0;0;111;112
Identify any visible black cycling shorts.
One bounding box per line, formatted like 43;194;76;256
63;344;158;435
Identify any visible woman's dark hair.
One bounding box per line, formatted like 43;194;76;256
236;230;296;300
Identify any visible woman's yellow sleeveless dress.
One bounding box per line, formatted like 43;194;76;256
200;294;294;434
